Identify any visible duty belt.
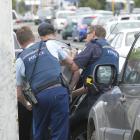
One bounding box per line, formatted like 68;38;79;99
36;80;62;93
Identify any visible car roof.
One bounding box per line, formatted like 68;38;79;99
118;28;140;33
107;20;140;24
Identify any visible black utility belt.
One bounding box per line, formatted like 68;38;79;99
36;81;62;93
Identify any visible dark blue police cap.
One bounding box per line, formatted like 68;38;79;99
38;22;55;36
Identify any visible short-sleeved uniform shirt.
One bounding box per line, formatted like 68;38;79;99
74;40;102;69
16;40;68;86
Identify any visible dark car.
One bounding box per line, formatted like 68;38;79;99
87;32;140;140
61;22;77;40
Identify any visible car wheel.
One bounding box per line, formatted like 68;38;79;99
91;131;96;140
87;120;96;140
87;129;96;140
79;38;82;42
62;36;67;40
57;30;61;34
71;124;87;140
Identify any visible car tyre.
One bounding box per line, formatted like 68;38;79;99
87;120;96;140
70;123;87;140
62;36;67;40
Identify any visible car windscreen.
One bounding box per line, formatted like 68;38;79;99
57;12;75;19
110;22;140;34
82;17;94;25
37;9;53;17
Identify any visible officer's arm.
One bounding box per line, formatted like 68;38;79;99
17;86;32;111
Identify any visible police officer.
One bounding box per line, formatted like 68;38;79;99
16;22;80;140
71;25;119;97
70;25;119;137
16;26;35;140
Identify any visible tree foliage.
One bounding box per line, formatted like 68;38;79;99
12;0;26;14
135;0;140;7
18;1;26;14
79;0;105;9
12;0;16;10
79;0;140;10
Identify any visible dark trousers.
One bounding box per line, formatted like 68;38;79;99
18;102;32;140
33;86;69;140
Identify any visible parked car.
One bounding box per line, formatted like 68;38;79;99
53;10;75;33
12;10;23;32
104;20;140;42
34;7;55;25
111;28;140;72
91;15;114;26
61;21;77;40
131;14;140;20
23;12;35;22
87;32;140;140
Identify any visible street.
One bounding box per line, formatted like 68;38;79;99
14;22;85;50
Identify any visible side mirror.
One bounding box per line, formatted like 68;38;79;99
93;64;117;86
84;64;118;93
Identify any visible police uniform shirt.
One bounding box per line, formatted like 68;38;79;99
16;40;68;86
74;41;102;69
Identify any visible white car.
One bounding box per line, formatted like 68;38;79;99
53;10;75;33
111;28;140;72
104;20;140;42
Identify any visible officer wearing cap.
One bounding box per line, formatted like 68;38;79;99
16;22;80;140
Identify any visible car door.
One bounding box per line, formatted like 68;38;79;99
111;32;124;54
119;33;140;132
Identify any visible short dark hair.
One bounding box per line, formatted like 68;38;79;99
16;26;35;45
38;22;55;36
88;25;106;38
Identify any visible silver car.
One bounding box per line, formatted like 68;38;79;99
87;32;140;140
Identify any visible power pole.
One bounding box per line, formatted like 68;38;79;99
127;0;131;13
0;0;18;140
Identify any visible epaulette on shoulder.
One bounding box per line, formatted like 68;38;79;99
15;49;24;59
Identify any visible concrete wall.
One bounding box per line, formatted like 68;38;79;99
0;0;18;140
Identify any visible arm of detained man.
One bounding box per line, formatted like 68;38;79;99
62;56;80;90
17;86;32;111
71;86;88;98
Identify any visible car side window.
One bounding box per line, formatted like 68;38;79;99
115;33;123;49
111;33;123;49
123;36;140;84
111;34;120;48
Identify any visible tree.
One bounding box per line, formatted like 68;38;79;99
12;0;16;10
135;0;140;7
18;0;26;14
79;0;105;9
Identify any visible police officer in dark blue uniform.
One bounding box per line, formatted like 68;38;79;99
70;25;119;137
16;26;35;140
16;22;80;140
71;25;119;97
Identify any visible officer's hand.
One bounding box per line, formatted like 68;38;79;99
25;101;32;111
